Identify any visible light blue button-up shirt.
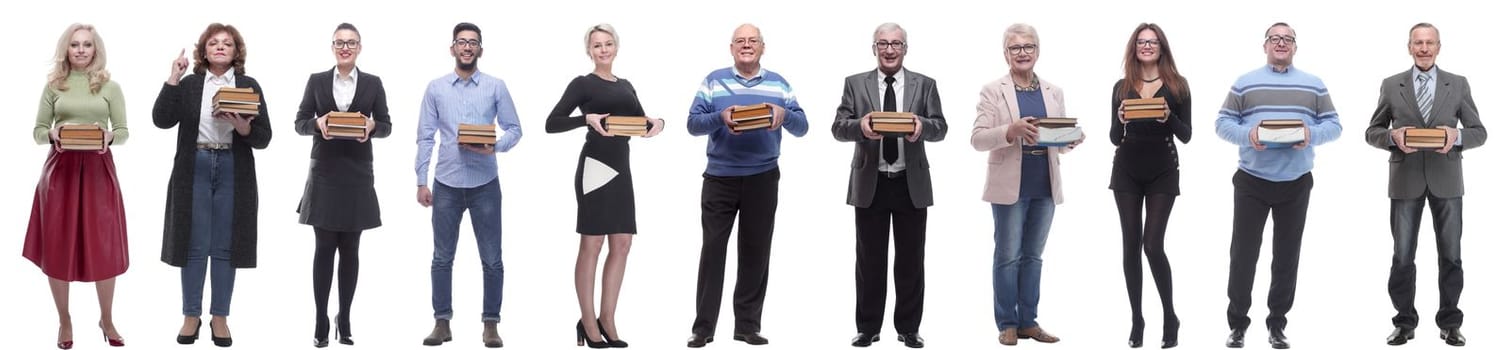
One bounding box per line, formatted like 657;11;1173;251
415;71;523;188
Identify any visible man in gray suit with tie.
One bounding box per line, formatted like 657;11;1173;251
831;22;946;349
1364;22;1485;347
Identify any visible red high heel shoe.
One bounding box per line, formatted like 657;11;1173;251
57;340;73;350
100;321;125;347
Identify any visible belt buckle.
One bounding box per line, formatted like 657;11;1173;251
1024;149;1047;156
882;170;904;179
197;143;230;150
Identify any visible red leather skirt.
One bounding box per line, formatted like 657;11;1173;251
23;149;129;282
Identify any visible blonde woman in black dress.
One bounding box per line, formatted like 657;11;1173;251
544;23;665;348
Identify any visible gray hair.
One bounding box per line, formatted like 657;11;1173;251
874;22;907;42
1003;23;1038;48
585;23;619;55
1410;22;1438;42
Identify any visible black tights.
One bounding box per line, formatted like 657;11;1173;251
313;228;362;340
1114;192;1178;336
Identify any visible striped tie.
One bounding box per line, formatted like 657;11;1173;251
1416;74;1433;122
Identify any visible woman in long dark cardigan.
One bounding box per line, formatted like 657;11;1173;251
152;22;272;348
292;22;391;348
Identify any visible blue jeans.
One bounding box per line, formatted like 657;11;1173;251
183;149;236;316
430;179;504;322
991;199;1056;330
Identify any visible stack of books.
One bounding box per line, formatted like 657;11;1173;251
1257;119;1305;147
326;112;367;139
59;124;105;151
1034;117;1082;147
870;112;915;135
458;123;496;145
213;87;260;115
1122;97;1168;121
731;104;773;131
1404;128;1447;149
605;116;648;137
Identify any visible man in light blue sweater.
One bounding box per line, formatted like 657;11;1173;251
1214;22;1341;350
685;23;809;348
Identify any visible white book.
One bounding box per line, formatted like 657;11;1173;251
1036;126;1083;147
1257;127;1305;147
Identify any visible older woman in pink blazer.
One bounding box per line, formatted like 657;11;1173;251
970;23;1082;346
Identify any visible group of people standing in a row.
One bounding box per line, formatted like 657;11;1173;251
23;18;1481;350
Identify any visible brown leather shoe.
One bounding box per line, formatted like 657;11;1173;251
1019;326;1060;343
999;328;1018;346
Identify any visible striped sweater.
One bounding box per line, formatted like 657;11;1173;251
687;67;809;176
1215;66;1342;182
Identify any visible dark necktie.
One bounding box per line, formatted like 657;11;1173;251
883;75;898;165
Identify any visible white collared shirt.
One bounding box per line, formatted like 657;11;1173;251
876;68;907;172
197;68;238;144
333;67;359;112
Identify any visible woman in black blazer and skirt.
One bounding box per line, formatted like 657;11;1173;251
292;23;391;348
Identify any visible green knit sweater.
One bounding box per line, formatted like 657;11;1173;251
34;71;128;145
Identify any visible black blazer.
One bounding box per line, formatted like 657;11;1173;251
831;68;947;208
293;68;391;231
152;73;273;268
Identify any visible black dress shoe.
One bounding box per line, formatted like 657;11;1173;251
851;332;879;347
1440;328;1465;346
686;335;713;348
1386;327;1413;345
1225;329;1245;348
897;333;925;348
177;318;202;345
733;332;769;345
314;338;329;348
1267;328;1288;349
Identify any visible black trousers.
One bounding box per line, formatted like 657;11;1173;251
1388;193;1464;329
855;173;927;334
1226;170;1311;331
313;228;362;339
692;168;779;337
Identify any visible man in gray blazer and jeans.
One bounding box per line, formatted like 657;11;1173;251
831;22;946;349
1364;22;1485;347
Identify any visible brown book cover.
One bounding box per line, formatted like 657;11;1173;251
218;87;255;94
732;104;774;122
1405;128;1447;138
605;116;648;126
214;92;261;104
216;106;260;115
59;124;104;140
458;135;495;145
1125;109;1166;120
1259;119;1304;129
1123;97;1166;106
327;113;367;128
1035;117;1078;128
874;123;915;133
1404;138;1446;148
733;120;772;131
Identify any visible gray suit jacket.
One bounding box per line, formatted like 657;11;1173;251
832;68;947;208
1364;68;1486;199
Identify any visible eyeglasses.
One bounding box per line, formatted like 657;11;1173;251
1007;44;1038;55
874;41;906;50
453;39;481;48
332;40;361;49
733;37;761;45
1265;35;1296;45
1136;39;1160;47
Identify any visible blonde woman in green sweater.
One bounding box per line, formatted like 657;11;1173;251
24;23;130;350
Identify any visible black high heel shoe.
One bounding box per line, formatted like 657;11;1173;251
335;313;354;345
576;321;610;348
314;316;329;348
1129;317;1144;348
597;319;629;348
1160;316;1180;349
177;318;202;345
210;318;232;347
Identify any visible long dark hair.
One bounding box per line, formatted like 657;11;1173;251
1119;23;1185;101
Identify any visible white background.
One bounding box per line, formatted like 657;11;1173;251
1;0;1503;349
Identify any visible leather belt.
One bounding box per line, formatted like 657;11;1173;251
880;170;906;179
197;143;231;150
1023;149;1047;156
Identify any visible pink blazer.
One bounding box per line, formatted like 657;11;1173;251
969;75;1073;205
